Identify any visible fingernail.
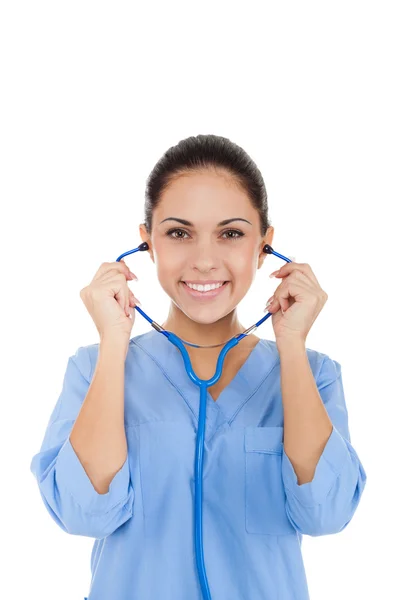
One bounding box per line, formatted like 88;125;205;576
265;296;274;306
269;271;279;278
264;299;274;312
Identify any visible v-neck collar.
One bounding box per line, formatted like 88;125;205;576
131;329;279;437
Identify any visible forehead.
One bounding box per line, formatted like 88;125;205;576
156;170;251;215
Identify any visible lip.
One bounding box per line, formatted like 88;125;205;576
181;280;229;300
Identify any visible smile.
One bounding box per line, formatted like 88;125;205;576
181;281;230;300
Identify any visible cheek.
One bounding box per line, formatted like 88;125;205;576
155;262;183;295
154;251;182;274
232;257;255;278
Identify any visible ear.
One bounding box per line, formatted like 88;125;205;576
139;224;155;262
257;226;275;269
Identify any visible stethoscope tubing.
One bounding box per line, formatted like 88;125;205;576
115;242;293;600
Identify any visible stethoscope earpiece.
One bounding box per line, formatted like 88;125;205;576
138;241;150;252
263;243;274;254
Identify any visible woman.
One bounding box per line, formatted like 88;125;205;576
30;134;367;600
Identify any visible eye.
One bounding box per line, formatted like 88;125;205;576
165;228;245;241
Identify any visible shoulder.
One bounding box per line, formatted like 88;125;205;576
70;331;157;381
262;338;341;381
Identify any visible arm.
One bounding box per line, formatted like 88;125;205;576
278;340;367;536
69;337;128;495
279;339;334;485
30;339;134;539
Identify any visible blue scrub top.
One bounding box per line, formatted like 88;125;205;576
30;330;367;600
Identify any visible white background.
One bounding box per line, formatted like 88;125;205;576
1;1;392;598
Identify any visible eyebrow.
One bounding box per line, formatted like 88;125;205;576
159;217;252;227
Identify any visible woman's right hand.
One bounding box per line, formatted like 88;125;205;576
80;259;141;344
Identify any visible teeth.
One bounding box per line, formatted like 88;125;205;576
185;282;225;292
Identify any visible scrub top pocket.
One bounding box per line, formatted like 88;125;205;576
245;426;295;535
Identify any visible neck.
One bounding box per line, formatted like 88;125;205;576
161;305;245;349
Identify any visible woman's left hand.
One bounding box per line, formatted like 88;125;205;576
265;262;328;345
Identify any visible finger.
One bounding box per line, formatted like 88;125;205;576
269;277;310;313
93;260;137;282
282;269;316;290
278;296;291;314
109;274;134;315
120;259;139;281
271;262;318;285
129;288;141;307
114;285;128;315
268;294;289;314
127;290;134;316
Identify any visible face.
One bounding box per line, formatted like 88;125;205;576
139;169;274;328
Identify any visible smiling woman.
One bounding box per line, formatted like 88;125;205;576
29;133;367;600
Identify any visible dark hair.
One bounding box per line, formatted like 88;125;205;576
143;134;271;238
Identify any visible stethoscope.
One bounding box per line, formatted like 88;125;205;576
115;241;293;600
